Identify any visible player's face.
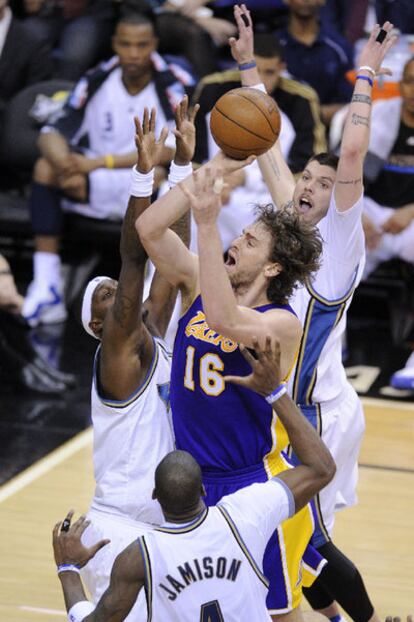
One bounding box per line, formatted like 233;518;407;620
225;222;278;288
255;56;284;94
293;160;335;225
285;0;325;18
400;60;414;116
112;23;158;81
92;279;118;322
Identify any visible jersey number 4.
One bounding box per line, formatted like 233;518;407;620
200;600;224;621
184;346;225;396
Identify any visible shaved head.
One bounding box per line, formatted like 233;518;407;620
154;451;203;515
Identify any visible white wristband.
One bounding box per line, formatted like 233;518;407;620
57;563;80;575
250;82;267;93
168;161;193;188
265;383;287;405
358;65;376;77
68;600;95;622
130;166;155;197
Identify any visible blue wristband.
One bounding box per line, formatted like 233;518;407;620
238;61;257;71
265;383;287;405
57;563;80;575
356;74;373;88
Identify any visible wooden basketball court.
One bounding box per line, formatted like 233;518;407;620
0;398;413;621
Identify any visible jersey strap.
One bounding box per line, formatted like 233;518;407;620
292;265;360;405
138;536;153;622
217;506;269;588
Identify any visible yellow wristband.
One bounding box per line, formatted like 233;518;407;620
104;154;115;169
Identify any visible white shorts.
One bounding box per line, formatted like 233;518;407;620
62;168;132;221
363;196;414;278
319;385;365;535
80;508;153;621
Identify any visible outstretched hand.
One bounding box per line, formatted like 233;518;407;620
53;510;110;569
224;336;282;396
210;149;256;176
229;3;254;65
134;108;169;175
358;22;397;77
173;96;199;165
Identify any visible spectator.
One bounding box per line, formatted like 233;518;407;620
0;254;76;393
17;0;115;81
0;0;52;133
21;11;193;327
275;0;354;125
375;0;414;35
361;56;414;390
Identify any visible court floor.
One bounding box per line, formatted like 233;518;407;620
0;398;413;621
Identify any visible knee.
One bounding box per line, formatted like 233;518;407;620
33;158;56;185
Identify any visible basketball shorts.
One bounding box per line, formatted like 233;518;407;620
202;463;326;614
80;508;152;622
293;385;365;547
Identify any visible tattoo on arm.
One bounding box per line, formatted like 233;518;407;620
351;113;369;128
351;94;372;106
267;150;281;180
337;178;362;185
113;281;135;329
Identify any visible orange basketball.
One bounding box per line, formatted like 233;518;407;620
210;87;281;160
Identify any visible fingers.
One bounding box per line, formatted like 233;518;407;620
238;344;257;368
157;126;169;146
189;103;200;124
90;538;110;557
223;374;250;387
143;107;150;134
61;509;74;533
134;116;144;142
149;107;156;133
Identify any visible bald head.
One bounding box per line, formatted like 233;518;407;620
154;451;203;515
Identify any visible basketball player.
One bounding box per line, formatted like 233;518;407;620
231;5;397;622
136;126;324;618
77;102;194;620
53;338;336;622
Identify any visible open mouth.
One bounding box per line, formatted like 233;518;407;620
298;196;313;214
225;250;236;267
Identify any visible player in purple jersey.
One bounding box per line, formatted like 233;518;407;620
136;102;324;617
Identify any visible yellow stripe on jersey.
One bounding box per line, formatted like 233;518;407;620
139;536;153;622
217;506;269;589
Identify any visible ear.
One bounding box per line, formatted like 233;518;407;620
152;488;157;500
89;319;103;337
264;262;282;278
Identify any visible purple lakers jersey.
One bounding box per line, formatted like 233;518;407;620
170;295;296;474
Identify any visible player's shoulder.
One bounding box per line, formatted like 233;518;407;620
262;306;302;341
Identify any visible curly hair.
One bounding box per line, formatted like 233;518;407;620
255;204;322;304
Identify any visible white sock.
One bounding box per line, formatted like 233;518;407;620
33;252;62;286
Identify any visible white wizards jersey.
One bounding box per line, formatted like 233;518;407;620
288;192;366;406
91;337;174;524
139;479;294;622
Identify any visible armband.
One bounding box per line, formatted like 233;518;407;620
57;563;80;575
104;154;115;169
357;65;376;77
68;601;95;622
168;161;193;188
130;166;155;197
238;61;257;71
356;74;373;88
265;383;287;405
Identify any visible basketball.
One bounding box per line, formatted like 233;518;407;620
210;87;281;160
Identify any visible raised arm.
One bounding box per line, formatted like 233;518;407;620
335;22;396;211
229;3;295;209
52;513;144;622
99;109;168;399
225;337;335;512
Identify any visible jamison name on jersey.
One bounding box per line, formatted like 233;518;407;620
159;556;242;600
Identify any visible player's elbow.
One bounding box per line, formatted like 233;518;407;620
340;143;364;162
317;451;336;489
135;214;156;244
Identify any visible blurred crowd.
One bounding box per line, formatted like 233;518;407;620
0;0;413;393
